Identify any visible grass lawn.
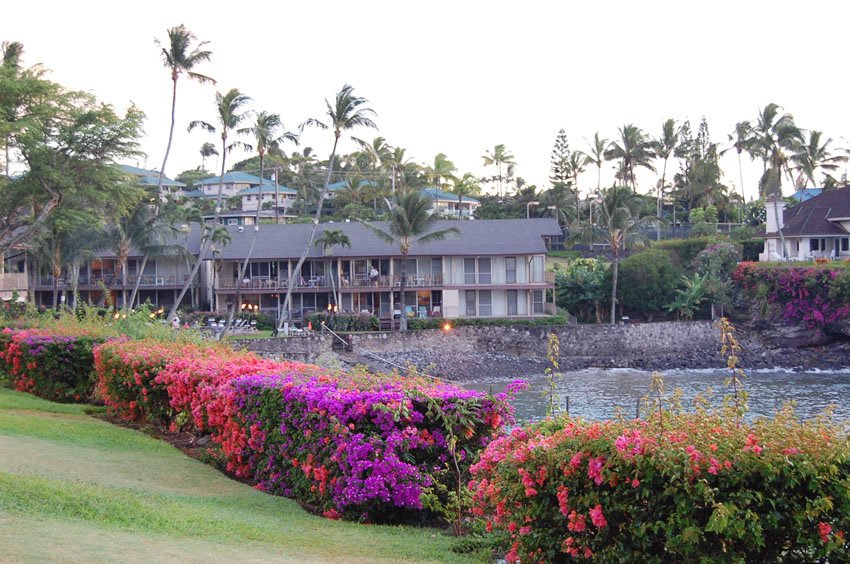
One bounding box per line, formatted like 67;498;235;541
0;387;482;562
225;329;274;340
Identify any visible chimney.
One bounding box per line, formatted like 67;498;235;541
765;195;785;234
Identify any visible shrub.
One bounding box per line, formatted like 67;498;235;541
554;259;607;323
470;411;850;562
612;250;683;319
0;328;101;402
653;237;722;269
223;372;518;524
739;238;765;262
307;311;379;332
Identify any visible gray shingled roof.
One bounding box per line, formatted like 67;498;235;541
206;218;562;260
767;186;850;237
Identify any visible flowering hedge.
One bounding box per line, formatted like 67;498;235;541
92;338;514;525
470;412;850;561
733;262;850;331
0;328;101;402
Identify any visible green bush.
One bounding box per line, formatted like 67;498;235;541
470;411;850;562
653;237;722;269
740;238;765;262
554;259;607;323
547;250;582;260
612;250;682;319
307;312;379;332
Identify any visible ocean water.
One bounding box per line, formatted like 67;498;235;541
465;367;850;424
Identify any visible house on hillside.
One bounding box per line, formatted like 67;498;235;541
761;186;850;261
120;164;186;198
237;183;298;213
421;188;480;218
190;172;266;200
208;218;560;325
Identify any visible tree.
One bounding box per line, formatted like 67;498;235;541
727;121;754;208
278;84;376;330
360;192;459;331
549;129;571;187
314;228;351;308
604;124;655;192
790;130;847;188
425;153;457;190
652;119;680;238
750;103;803;192
583;132;608;193
575;185;649;323
199;142;217;170
2;40;24;177
482;144;515;197
0;64;145;256
156;25;214;202
448;173;480;218
168;88;251;321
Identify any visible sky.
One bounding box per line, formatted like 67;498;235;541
6;0;850;203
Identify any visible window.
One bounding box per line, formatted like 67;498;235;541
506;257;517;284
507;290;518;315
249;262;270;278
532;290;544;314
530;256;544;282
465;290;476;316
478;258;491;284
841;238;849;252
479;291;492;316
227;218;238;225
464;258;476;284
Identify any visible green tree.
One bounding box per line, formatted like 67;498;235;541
156;25;214;202
425;153;457;190
448;173;480;218
652;119;680;239
726;121;755;212
169;88;252;321
604;124;656;192
482;144;515;197
583;131;608;193
615;249;683;320
576;185;649;323
549;129;571;187
279;85;376;329
199;141;217;170
790;130;847;188
360;192;459;331
314;228;351;308
2;40;25;177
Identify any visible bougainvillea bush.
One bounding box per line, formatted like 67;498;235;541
733;262;850;331
223;372;516;524
0;328;102;402
469;411;850;562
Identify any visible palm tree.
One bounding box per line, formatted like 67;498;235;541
225;112;296;335
425;153;457;191
583;132;608;193
314;228;351;308
123;204;185;311
448;173;481;218
278;84;376;330
105;200;181;310
576;185;649;324
750;103;803;191
168;88;251;322
604;125;656;192
790;130;847;188
727;121;754;206
652;119;680;239
156;25;215;202
2;41;25;177
360;192;459;331
199;142;217;170
482;144;515;197
567;151;586;213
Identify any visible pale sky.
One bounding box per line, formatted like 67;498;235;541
6;0;850;202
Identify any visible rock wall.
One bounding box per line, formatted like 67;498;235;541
235;335;332;364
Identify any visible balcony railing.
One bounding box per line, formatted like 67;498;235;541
219;274;446;291
0;273;27;292
35;275;185;288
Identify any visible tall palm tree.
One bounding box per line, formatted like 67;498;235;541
567;151;586;214
583;132;608;193
199;141;217;170
576;186;649;324
482;144;515;197
448;173;481;218
123;204;185;311
726;121;754;205
227;112;298;334
360;192;459;331
156;25;215;202
278;84;376;330
168;88;251;322
314;228;351;308
604;124;656;192
750;103;803;192
652;119;680;239
790;130;847;188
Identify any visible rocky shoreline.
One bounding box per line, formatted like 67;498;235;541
362;328;850;382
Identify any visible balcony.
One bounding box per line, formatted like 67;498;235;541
218;274;445;292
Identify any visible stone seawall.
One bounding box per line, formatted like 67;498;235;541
235;335;332;364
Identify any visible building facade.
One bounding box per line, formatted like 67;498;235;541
762;187;850;261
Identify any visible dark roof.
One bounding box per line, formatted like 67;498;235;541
768;186;850;237
95;223;203;259
207;218;562;261
120;164;186;187
196;172;264;186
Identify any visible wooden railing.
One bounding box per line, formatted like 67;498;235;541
0;273;27;292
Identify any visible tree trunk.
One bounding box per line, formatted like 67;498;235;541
610;252;619;325
657;158;668;241
398;253;408;332
278;135;340;332
127;253;149;311
157;75;179;204
168;131;229;322
69;262;80;309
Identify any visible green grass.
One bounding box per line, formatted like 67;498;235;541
0;387;481;562
225;330;274;340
